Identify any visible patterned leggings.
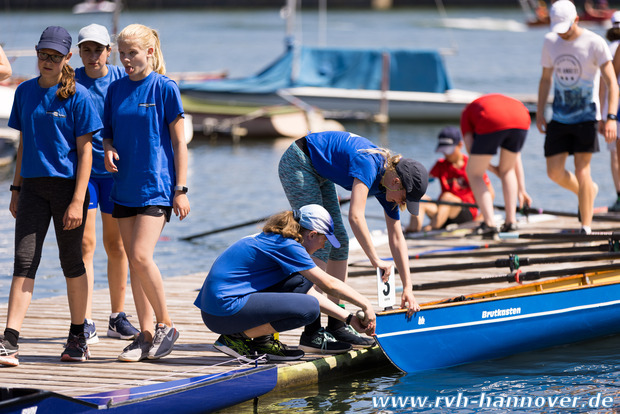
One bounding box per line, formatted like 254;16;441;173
278;142;349;262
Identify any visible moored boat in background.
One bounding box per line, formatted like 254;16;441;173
179;45;483;122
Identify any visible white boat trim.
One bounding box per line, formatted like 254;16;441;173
376;298;620;339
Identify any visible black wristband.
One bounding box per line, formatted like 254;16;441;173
345;313;353;326
608;113;618;121
9;185;21;192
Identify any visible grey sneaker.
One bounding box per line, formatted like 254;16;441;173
84;319;99;345
326;325;376;348
118;332;151;362
107;312;140;340
147;323;179;360
299;328;352;354
0;335;19;367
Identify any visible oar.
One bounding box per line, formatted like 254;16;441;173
409;263;620;291
420;199;620;222
348;237;589;268
347;251;620;277
408;251;620;273
181;198;351;241
499;231;620;241
410;242;612;260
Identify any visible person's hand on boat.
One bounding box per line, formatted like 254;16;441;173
402;289;420;317
350;308;376;336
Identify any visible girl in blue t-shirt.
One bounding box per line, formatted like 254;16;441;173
278;131;427;351
102;24;190;363
194;204;375;362
1;26;102;367
75;23;138;346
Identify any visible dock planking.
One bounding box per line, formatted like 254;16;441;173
1;213;617;402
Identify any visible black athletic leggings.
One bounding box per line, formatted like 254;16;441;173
14;177;89;279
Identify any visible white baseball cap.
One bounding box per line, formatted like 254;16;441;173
296;204;340;248
77;23;111;46
550;1;577;34
612;11;620;27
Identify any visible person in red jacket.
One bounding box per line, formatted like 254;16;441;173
461;94;532;237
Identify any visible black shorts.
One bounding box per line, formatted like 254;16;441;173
470;128;528;155
112;204;172;222
444;207;474;227
544;120;599;157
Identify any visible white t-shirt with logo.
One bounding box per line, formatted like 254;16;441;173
541;28;612;124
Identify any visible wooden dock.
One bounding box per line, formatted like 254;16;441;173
1;211;618;410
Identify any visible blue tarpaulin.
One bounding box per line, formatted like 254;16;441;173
179;46;452;94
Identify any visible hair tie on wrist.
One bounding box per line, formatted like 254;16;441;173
292;209;301;222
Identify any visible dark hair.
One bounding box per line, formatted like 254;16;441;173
262;211;304;243
57;63;76;100
606;27;620;42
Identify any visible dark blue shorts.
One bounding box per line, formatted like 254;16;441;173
470;128;528;155
87;175;114;214
201;273;320;335
544;120;599;157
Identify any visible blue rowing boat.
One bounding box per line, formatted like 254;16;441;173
375;269;620;373
0;365;277;413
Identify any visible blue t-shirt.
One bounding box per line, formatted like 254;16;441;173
75;65;126;178
102;72;184;207
8;78;102;179
194;232;316;316
305;131;400;220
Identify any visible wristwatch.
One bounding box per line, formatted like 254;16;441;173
607;114;618;121
9;185;21;192
174;185;188;194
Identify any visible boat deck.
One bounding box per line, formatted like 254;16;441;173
1;212;619;408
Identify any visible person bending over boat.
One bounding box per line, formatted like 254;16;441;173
75;23;139;345
1;26;100;366
405;126;494;234
278;130;427;353
195;204;376;361
461;93;531;238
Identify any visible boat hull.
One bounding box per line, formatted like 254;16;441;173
0;366;277;414
375;274;620;373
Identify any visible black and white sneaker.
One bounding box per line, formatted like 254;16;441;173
252;335;304;361
108;312;140;340
326;325;376;348
299;328;352;354
61;333;90;362
473;222;498;239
